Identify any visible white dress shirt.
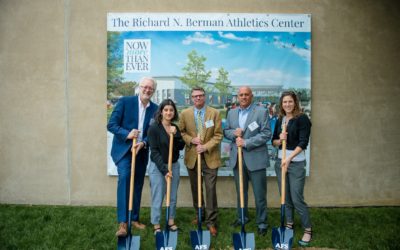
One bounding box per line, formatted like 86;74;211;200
138;97;150;142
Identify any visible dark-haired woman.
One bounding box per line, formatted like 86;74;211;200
272;91;312;246
147;99;185;235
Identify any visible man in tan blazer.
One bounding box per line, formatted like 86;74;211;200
179;86;223;236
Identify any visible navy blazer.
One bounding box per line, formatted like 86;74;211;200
107;95;158;165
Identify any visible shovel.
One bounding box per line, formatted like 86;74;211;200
233;143;255;250
156;132;178;250
118;137;140;250
190;142;211;250
272;122;293;250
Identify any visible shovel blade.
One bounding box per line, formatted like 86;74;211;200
272;226;293;250
190;230;211;249
117;235;140;250
232;232;255;250
117;236;126;250
156;230;178;250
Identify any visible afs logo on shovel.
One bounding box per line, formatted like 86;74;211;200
274;243;289;249
194;245;208;250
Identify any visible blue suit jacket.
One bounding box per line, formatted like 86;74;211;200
107;95;158;165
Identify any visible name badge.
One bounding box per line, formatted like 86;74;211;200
205;119;214;128
248;121;259;131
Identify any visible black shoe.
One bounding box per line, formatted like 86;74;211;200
167;224;179;232
298;228;313;246
257;227;267;236
230;220;241;227
285;222;294;229
231;219;250;227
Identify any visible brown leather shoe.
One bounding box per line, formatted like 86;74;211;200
116;222;127;237
132;221;146;230
208;225;217;237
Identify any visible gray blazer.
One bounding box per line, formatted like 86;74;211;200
224;103;271;171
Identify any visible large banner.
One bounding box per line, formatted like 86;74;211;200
107;13;311;176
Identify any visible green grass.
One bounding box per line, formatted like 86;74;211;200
0;205;399;249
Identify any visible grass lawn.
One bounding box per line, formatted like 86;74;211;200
0;205;399;249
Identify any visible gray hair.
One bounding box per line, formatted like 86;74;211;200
139;76;157;91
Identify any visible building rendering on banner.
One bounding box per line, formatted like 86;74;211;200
230;85;284;104
134;75;283;106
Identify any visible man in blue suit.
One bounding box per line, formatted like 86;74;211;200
108;77;158;237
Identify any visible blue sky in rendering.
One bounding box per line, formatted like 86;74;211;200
120;31;311;88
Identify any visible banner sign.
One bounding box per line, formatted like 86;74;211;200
107;13;312;177
107;13;310;32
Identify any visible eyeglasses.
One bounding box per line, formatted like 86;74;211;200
140;85;154;92
191;94;205;99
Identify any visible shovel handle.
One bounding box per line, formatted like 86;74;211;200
128;137;137;211
166;132;173;207
197;134;202;208
238;141;244;208
281;124;287;205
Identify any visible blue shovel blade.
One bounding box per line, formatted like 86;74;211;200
190;230;211;249
117;235;140;250
126;235;140;250
272;227;293;250
233;232;255;250
117;236;126;250
156;230;178;250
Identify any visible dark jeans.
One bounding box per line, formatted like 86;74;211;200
116;150;148;223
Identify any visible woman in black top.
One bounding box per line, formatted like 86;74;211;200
147;99;185;234
272;91;312;246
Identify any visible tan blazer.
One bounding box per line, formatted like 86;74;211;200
179;106;223;169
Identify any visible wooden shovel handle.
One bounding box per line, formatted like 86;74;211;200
128;137;137;211
166;132;173;207
197;134;202;208
281;124;287;205
238;140;244;208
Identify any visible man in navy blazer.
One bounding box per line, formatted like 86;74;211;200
107;77;158;237
224;86;271;236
